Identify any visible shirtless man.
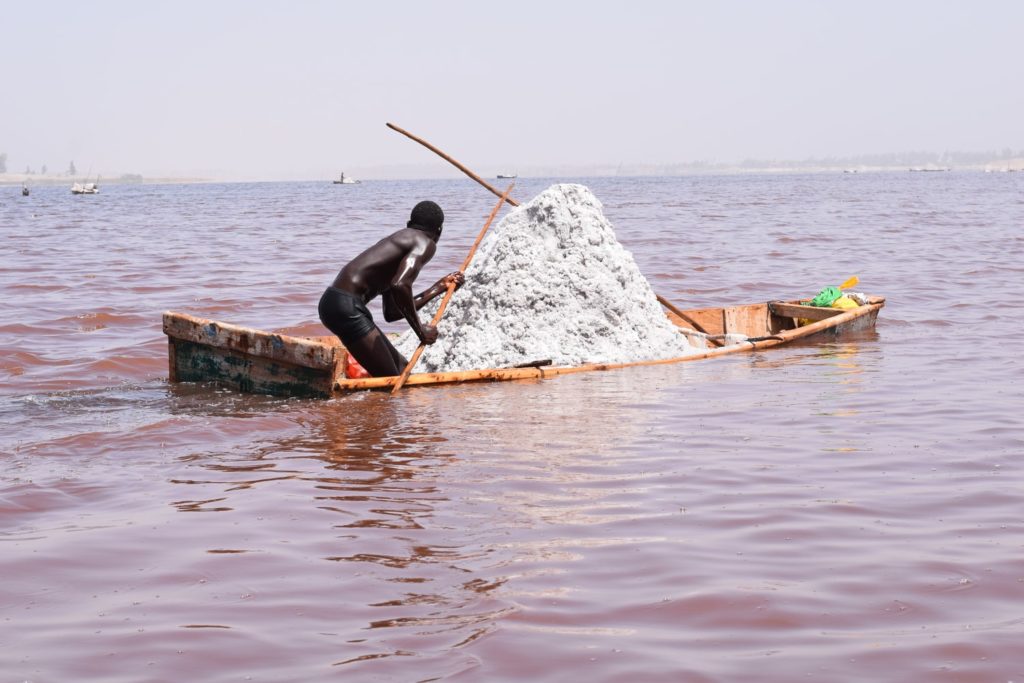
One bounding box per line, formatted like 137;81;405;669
318;200;464;377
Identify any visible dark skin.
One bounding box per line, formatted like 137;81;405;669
332;225;464;377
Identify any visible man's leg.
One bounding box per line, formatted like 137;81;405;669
345;328;404;377
380;332;410;371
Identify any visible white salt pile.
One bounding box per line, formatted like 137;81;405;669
397;184;697;372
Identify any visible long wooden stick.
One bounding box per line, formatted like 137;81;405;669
334;299;888;392
386;122;521;207
385;122;696;341
656;294;723;347
390;182;516;395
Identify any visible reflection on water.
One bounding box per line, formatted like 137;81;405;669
151;371;690;675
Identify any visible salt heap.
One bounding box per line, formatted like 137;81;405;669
397;184;696;372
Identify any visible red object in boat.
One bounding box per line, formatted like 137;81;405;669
345;352;371;379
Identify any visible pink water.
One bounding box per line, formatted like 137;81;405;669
2;174;1022;682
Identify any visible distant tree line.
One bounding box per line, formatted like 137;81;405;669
0;155;80;175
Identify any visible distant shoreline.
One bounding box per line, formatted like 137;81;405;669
5;161;1023;186
0;173;211;186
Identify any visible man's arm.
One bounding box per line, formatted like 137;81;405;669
412;280;447;310
383;272;464;322
386;236;438;343
413;272;465;307
383;278;444;320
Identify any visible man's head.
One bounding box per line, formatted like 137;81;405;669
408;200;444;238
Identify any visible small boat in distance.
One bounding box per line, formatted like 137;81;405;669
909;166;950;172
497;172;517;179
22;183;30;196
71;178;100;194
333;172;360;184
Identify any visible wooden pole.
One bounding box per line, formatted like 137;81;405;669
656;294;723;347
385;123;697;344
390;182;516;395
386;122;521;207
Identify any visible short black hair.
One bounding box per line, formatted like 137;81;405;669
408;200;444;232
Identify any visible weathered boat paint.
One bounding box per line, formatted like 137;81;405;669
163;312;344;398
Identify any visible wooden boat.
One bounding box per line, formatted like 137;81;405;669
163;294;884;397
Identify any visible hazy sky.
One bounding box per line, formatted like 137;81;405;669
5;1;1023;180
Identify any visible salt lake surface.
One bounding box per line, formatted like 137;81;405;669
1;173;1022;682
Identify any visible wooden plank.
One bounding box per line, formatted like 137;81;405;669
768;302;844;322
163;311;338;371
672;307;726;336
336;337;779;392
167;339;178;382
659;296;723;347
723;304;770;337
309;335;344;347
815;306;880;336
171;339;335;398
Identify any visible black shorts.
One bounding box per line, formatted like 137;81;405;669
318;286;376;344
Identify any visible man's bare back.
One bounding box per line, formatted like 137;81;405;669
318;201;463;377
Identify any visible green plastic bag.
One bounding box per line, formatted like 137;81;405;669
808;286;842;307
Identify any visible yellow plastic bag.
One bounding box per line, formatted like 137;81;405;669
831;295;859;310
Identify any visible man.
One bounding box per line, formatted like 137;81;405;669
318;200;464;377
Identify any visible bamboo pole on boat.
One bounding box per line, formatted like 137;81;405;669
390;182;516;395
385;122;702;342
332;298;885;393
655;294;723;347
386;122;521;208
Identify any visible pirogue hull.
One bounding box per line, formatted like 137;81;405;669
163;295;884;397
